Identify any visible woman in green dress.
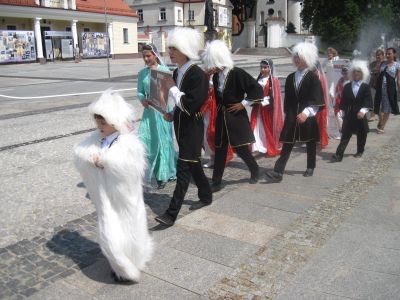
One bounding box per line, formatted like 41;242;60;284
137;44;177;189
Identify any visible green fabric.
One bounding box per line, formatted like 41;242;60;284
137;65;177;183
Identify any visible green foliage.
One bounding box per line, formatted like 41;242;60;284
286;22;297;34
301;0;400;50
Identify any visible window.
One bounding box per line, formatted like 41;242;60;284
260;11;264;24
268;9;274;16
159;8;166;21
177;9;182;22
65;27;71;31
138;9;143;22
83;28;90;32
7;25;16;30
267;0;275;4
188;10;194;21
123;28;129;44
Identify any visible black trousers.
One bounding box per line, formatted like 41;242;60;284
274;141;316;174
336;131;367;157
212;125;259;185
166;159;212;220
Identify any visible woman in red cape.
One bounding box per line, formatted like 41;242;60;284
201;76;233;168
250;58;284;157
314;61;329;149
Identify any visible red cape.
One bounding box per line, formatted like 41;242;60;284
250;76;284;157
316;70;329;149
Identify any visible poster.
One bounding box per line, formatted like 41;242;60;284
218;7;228;27
149;69;173;114
61;39;73;58
42;0;63;8
81;32;109;58
0;30;36;63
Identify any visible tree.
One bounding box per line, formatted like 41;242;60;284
286;22;297;34
301;0;362;50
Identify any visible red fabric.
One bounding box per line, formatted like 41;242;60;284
250;76;283;157
201;84;234;164
316;70;329;149
334;77;346;114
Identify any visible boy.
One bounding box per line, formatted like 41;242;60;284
74;90;153;283
332;61;373;161
154;27;212;227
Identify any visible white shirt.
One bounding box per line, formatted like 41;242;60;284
351;80;368;114
256;76;270;106
295;68;318;117
100;131;119;149
168;60;193;111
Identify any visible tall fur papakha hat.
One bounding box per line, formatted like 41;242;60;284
167;27;202;60
202;39;234;70
349;60;370;83
292;42;319;69
88;89;135;135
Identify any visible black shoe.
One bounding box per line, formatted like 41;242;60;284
332;154;343;162
157;181;167;190
265;171;283;183
303;168;314;177
211;182;222;193
189;200;211;211
111;271;132;283
353;152;363;158
154;213;175;226
249;172;259;184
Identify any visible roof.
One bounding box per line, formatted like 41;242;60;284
76;0;137;17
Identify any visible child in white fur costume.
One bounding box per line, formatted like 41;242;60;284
74;90;153;283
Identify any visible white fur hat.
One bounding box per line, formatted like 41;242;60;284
167;27;202;60
202;39;234;70
349;60;370;83
292;42;319;68
88;89;135;134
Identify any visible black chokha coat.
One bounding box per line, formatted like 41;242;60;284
212;67;264;148
173;64;208;162
280;70;325;143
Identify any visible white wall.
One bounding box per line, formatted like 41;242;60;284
112;21;138;54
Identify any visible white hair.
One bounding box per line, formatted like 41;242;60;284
349;60;370;83
292;42;319;68
167;27;202;60
88;89;135;135
201;39;234;70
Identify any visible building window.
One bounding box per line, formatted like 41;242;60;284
188;10;195;21
159;8;166;21
177;9;182;22
278;10;282;17
123;28;129;44
7;25;17;30
65;27;71;31
260;11;264;24
138;9;143;22
268;9;274;16
83;28;90;32
267;0;275;4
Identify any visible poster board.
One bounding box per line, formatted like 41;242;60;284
0;30;36;63
61;39;73;58
149;69;173;114
81;32;108;58
218;7;228;27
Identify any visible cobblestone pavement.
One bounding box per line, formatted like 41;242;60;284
207;124;400;299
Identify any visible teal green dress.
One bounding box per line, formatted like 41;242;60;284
137;65;177;183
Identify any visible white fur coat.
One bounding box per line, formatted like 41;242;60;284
74;131;153;281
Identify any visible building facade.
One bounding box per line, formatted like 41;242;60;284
126;0;233;51
0;0;139;63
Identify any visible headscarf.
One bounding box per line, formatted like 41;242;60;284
142;43;165;66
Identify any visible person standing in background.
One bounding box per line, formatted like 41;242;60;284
369;49;385;121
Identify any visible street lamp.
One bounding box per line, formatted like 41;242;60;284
104;0;111;79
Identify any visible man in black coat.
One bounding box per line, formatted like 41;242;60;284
202;40;264;192
332;61;373;161
155;28;212;226
266;42;325;182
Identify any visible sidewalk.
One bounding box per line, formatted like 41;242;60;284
0;114;395;299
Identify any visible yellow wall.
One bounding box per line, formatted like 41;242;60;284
0;17;34;30
112;21;138;54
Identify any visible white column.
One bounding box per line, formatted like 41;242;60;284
63;0;68;9
107;22;114;55
246;20;256;48
71;20;78;48
71;0;76;10
33;17;44;60
35;0;40;5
